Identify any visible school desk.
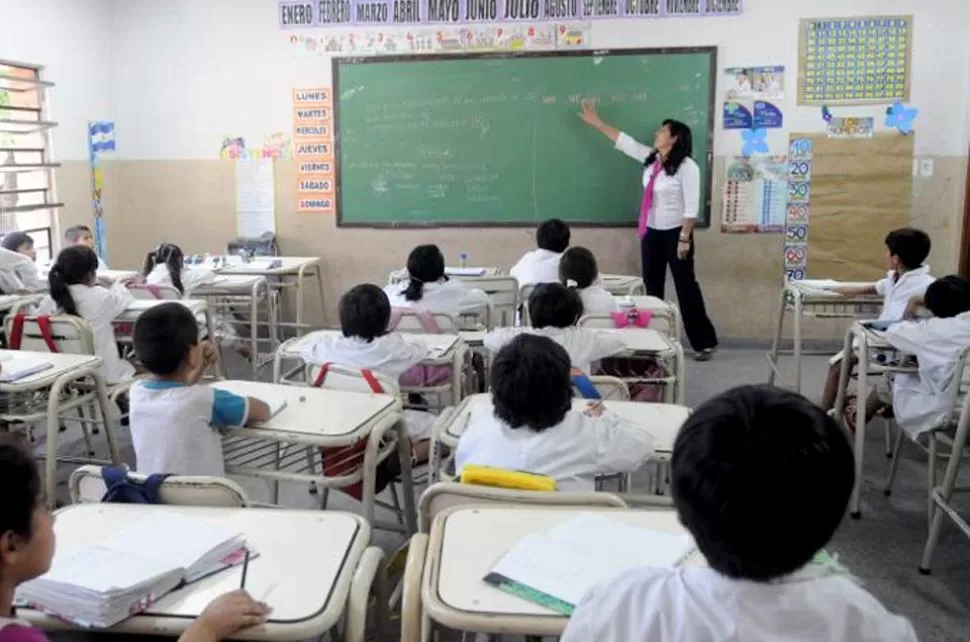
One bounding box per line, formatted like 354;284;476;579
0;350;121;508
766;278;882;394
430;393;690;483
192;275;275;379
200;256;324;340
419;505;703;637
272;330;469;406
18;503;386;642
0;293;42;313
832;322;919;518
213;380;415;533
623;295;682;340
600;273;647;296
114;299;227;379
36;265;139;286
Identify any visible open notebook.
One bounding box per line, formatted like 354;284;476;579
17;512;248;628
484;513;695;615
0;354;53;383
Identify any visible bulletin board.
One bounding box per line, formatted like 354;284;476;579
797;15;912;105
790;132;914;281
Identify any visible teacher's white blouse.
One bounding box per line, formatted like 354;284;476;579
615;132;701;231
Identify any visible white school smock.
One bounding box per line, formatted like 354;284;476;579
561;565;917;642
509;249;563;287
130;380;249;476
145;263;216;297
483;325;625;374
884;312;970;438
455;401;654;491
875;266;934;321
300;332;428;379
577;283;617;315
383;279;490;316
36;281;136;383
0;247;43;294
614;132;700;231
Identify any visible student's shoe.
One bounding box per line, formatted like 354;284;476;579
694;348;716;362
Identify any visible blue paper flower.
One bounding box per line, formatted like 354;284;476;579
741;128;768;156
821;106;832;123
884;102;918;135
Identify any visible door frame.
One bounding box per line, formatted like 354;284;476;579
961;145;970;278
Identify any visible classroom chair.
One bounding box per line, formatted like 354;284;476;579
883;347;970;524
417;481;628;533
345;546;391;642
470;276;519;327
400;533;428;642
68;464;251;507
920;388;970;574
518;284;536;325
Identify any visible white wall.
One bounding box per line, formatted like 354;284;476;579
104;0;970;160
0;0;114;160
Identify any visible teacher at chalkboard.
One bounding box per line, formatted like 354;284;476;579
579;99;718;361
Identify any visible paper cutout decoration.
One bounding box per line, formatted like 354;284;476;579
821;106;832;123
884;102;918;135
220;137;247;159
741;128;769;156
88;122;116;153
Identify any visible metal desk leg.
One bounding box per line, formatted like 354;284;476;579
204;310;227;379
792;291;804;394
849;327;868;518
397;422;418;535
250;281;261;380
767;287;787;386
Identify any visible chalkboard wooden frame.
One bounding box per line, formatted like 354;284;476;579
332;46;717;229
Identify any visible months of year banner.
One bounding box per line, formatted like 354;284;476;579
279;0;741;27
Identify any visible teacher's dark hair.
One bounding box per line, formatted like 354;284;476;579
646;119;693;177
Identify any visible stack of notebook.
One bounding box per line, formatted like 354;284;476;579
18;512;248;628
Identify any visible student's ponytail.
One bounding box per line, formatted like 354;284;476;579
164;253;185;296
401;244;445;303
144;244;185;295
141;250;157;280
47;246;98;317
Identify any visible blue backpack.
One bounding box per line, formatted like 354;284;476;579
100;467;170;504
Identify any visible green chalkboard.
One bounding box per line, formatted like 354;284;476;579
333;48;716;228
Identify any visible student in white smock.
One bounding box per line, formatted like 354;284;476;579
456;334;654;491
383;244;489;319
35;246;135;384
509;218;570;287
484;283;624;374
0;232;43;294
561;385;917;642
883;275;970;438
558;246;615;315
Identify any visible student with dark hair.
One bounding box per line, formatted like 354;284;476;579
142;243;245;355
35;246;135;383
63;225;108;269
562;385;917;642
130;303;270;476
822;227;935;411
483;283;624;373
300;283;437;455
384;244;489;316
559;246;614;314
880;275;970;438
0;232;42;294
455;334;654;491
580;101;719;361
0;436;273;642
510;218;571;286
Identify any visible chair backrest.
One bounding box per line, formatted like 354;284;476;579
518;284;536;326
579;311;676;336
4;313;95;355
389;308;459;335
944;346;970;421
308;362;400;395
575;375;630;401
69;465;249;507
127;283;181;300
471;276;519;327
418;481;628;532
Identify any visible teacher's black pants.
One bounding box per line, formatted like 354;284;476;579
641;227;718;352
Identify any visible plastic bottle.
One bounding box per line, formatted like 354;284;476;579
459;252;468;269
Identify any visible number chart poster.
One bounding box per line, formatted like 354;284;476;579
798;15;912;105
278;0;742;28
784;137;813;280
720;155;788;234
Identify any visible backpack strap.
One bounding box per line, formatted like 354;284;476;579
35;316;60;353
312;362;385;394
8;313;24;350
570;369;602;399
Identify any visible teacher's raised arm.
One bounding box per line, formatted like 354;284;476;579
578;98;719;361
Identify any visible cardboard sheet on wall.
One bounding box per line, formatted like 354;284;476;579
796;132;914;280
